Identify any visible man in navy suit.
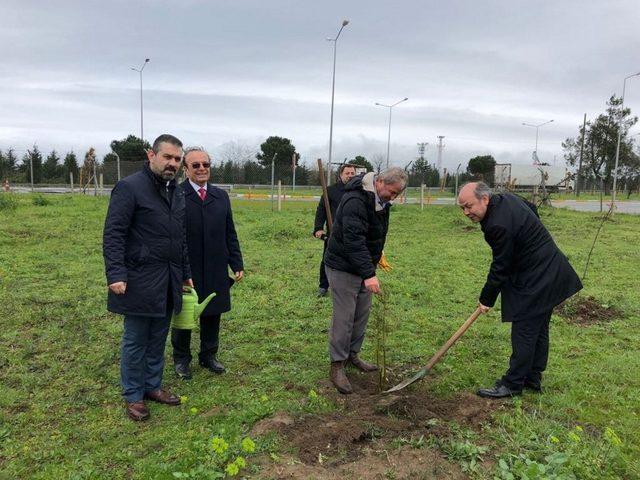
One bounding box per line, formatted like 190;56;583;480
172;147;244;380
103;134;193;421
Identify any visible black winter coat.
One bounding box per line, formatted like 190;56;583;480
479;193;582;322
313;179;347;233
103;163;191;317
183;181;243;315
324;173;390;279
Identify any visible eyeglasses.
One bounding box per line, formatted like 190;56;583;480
189;162;211;169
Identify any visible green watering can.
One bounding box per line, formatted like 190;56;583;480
171;287;216;330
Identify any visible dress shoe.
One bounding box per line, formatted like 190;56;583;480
144;389;181;406
524;380;542;392
348;353;379;372
477;383;522;399
317;287;328;297
126;401;150;421
174;362;192;380
330;361;353;394
200;358;225;374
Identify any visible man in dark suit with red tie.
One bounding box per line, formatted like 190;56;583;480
172;147;244;379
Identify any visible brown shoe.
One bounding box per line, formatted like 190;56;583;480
126;401;150;421
330;361;353;394
349;353;379;372
144;389;181;406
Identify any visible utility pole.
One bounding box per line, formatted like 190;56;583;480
576;114;586;197
417;142;428;160
436;136;445;175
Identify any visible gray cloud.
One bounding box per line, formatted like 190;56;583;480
2;0;639;170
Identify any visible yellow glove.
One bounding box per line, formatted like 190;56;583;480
378;251;392;272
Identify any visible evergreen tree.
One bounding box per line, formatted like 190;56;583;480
63;151;79;181
43;150;62;181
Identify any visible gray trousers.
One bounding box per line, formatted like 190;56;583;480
325;266;373;362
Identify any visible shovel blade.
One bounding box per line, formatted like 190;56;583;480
383;367;430;393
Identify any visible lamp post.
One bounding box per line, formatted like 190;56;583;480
326;19;349;185
131;58;150;141
612;72;640;210
375;97;408;168
522;119;553;164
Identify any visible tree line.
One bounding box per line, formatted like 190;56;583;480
7;92;635;189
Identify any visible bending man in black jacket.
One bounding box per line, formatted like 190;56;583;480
458;182;582;398
103;134;193;421
324;167;408;394
313;163;356;297
172;147;244;379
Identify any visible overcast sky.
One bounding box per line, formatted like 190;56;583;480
2;0;639;171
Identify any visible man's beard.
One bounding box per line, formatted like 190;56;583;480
161;168;177;180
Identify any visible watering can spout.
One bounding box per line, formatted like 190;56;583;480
194;291;216;318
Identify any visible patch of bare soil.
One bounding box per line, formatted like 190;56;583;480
253;368;506;479
556;295;623;326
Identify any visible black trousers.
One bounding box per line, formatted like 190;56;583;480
501;310;552;390
171;314;221;364
319;240;329;289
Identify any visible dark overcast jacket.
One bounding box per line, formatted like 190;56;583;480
182;181;243;315
103;163;191;317
324;173;390;280
479;193;582;322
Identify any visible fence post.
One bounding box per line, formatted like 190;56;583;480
70;172;74;193
420;184;425;210
99;173;104;190
277;180;282;212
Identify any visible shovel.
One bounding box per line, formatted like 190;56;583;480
384;307;483;393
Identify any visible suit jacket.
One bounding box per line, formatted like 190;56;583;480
103;163;191;317
183;181;243;315
479;193;582;322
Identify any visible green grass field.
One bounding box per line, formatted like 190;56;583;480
0;193;638;479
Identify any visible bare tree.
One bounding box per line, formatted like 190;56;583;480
371;153;385;174
218;140;258;164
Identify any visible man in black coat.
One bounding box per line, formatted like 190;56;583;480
172;147;244;380
324;167;408;394
103;134;193;421
313;164;356;297
457;182;583;398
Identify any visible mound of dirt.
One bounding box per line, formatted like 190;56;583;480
556;295;623;326
254;368;506;479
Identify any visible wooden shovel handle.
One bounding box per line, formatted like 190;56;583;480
425;307;483;371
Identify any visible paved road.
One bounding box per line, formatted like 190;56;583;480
551;200;640;215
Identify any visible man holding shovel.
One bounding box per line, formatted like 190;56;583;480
313;163;356;297
458;182;582;398
324;167;407;394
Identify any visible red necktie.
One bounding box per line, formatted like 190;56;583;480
198;187;207;201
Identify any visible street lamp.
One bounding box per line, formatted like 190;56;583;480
612;71;640;210
326;19;349;184
375;97;408;168
522;119;553;164
131;58;150;141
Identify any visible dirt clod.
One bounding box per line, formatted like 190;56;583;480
556;295;623;326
